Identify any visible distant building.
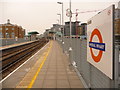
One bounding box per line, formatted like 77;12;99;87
44;29;55;40
51;24;62;38
115;8;120;19
0;19;25;38
115;7;120;42
28;31;39;40
51;24;62;32
64;21;87;37
115;8;120;35
44;24;62;40
64;21;80;36
79;23;87;36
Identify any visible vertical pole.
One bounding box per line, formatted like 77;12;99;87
5;25;7;46
57;14;61;25
62;3;65;52
69;0;73;65
70;0;72;39
60;14;61;25
114;46;119;88
76;9;78;38
57;2;64;51
62;3;64;38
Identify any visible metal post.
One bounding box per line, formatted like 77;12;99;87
57;14;61;25
62;3;64;29
62;3;64;52
5;24;7;46
69;0;72;48
69;0;73;65
76;9;79;38
60;14;61;25
57;2;64;52
70;0;72;39
114;46;120;88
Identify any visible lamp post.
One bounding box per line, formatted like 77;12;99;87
57;2;64;26
57;19;59;24
69;0;72;51
57;2;65;52
69;0;73;66
57;13;61;25
5;24;7;46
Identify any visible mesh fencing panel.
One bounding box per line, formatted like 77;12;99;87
57;37;120;88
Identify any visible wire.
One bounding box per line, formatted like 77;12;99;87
72;9;102;14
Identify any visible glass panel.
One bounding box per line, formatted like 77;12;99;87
0;32;2;38
6;28;8;30
11;32;14;38
12;28;14;30
6;33;9;38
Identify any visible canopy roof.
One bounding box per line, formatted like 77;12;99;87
28;31;39;35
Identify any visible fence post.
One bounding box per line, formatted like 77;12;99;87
114;45;120;88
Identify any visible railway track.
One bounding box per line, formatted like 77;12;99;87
0;38;49;79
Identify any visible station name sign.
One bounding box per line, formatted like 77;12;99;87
87;5;115;79
89;42;105;51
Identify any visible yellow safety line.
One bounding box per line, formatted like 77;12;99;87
27;41;52;89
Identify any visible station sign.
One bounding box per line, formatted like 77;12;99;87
87;5;115;79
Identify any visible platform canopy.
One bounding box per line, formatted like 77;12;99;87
28;31;39;35
49;31;56;34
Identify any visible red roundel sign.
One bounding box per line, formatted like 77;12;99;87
89;29;105;63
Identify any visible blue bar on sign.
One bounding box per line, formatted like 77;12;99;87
89;42;105;51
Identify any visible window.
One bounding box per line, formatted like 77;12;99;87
0;32;3;38
6;33;9;38
11;32;14;38
0;28;2;30
12;28;14;30
6;28;8;30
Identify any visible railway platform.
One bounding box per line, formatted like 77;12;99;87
0;40;36;50
2;40;84;88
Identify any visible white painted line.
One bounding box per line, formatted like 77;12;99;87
0;42;50;83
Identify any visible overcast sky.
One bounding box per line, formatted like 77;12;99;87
0;0;119;34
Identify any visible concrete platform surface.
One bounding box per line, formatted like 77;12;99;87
2;40;84;88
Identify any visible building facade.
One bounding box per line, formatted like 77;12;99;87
79;23;87;36
51;24;62;32
0;19;25;38
44;24;63;40
64;21;80;36
64;21;87;37
115;8;120;35
115;7;120;42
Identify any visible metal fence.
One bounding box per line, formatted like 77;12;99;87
0;37;36;47
57;37;120;88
